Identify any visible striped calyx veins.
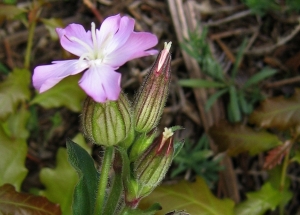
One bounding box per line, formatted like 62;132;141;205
133;42;172;133
81;92;132;146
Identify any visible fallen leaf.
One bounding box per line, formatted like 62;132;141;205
0;184;61;215
209;121;281;156
249;89;300;130
263;140;293;170
139;177;235;215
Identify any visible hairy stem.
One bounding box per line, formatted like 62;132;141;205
94;146;114;215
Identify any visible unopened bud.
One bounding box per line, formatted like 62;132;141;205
129;128;157;162
133;127;174;188
133;42;172;133
81;92;132;146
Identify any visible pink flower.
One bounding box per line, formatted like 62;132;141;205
33;14;158;102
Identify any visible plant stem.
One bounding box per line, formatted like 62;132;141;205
279;147;290;215
94;146;114;215
24;20;36;69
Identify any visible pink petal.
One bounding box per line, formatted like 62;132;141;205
107;16;135;52
96;14;121;46
57;24;93;56
104;32;158;67
33;60;88;92
79;65;121;103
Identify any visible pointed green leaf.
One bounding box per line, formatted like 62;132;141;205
231;39;247;78
31;75;86;112
139;177;235;215
0;68;31;120
229;86;241;122
249;89;300;130
0;184;61;215
205;88;228;111
179;79;225;88
0;5;26;19
66;138;99;215
235;183;292;215
40;134;91;215
209;121;281;156
243;68;276;89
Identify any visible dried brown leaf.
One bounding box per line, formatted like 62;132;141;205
209;121;281;156
0;184;61;215
263;140;293;170
249;89;300;130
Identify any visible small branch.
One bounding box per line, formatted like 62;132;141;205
265;76;300;88
204;10;252;27
246;23;300;56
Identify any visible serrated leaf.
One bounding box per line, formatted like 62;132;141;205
209;121;281;156
234;183;291;215
31;75;86;112
263;140;293;170
0;184;61;215
249;89;300;130
1;107;30;139
179;79;225;88
243;68;276;89
40;18;64;40
0;68;31;120
40;134;90;215
139;177;235;215
66;138;99;215
0;125;27;191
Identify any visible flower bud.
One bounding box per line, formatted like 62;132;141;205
133;127;174;188
81;92;132;146
129;128;157;162
133;42;172;133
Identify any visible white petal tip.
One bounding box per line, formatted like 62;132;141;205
164;42;172;52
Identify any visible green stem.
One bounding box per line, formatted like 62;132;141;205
24;20;36;69
94;146;114;215
279;148;290;215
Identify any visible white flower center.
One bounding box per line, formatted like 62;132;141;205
69;22;113;65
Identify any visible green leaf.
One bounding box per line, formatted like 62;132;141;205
231;39;247;78
66;138;99;215
249;89;300;130
40;134;91;215
205;88;228;111
1;107;30;140
0;68;31;120
229;86;241;122
0;184;61;215
291;150;300;164
40;18;64;40
234;183;291;215
243;68;276;89
0;5;26;19
179;79;225;88
209;121;281;156
139;177;235;215
0;126;28;191
0;62;10;75
31;74;86;112
237;91;253;115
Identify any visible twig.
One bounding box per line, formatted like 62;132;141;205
210;27;257;40
265;76;300;88
246;23;300;55
83;0;103;23
204;10;252;27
